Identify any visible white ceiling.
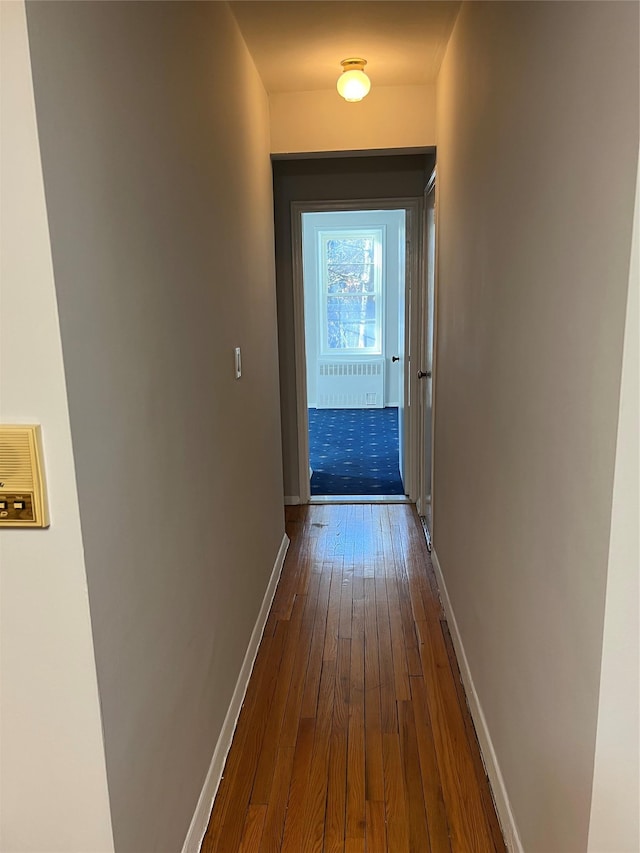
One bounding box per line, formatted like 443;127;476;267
229;1;461;94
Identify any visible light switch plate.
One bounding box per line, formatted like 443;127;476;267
0;425;49;527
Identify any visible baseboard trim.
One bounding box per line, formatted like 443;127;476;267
431;547;523;853
284;495;301;505
181;532;290;853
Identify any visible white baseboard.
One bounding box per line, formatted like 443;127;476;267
181;532;290;853
431;547;523;853
284;495;301;505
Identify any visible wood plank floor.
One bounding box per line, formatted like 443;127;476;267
201;505;505;853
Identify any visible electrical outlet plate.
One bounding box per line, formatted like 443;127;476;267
0;425;49;528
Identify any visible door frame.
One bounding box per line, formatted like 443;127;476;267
291;197;424;504
416;168;438;536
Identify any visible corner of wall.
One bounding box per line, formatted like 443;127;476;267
587;147;640;853
0;3;113;850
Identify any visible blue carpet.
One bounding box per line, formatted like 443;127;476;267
309;407;405;496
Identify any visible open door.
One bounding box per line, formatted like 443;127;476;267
418;171;436;535
397;215;407;491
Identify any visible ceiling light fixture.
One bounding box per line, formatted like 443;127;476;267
336;58;371;102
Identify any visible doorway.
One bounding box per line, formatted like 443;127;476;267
291;198;424;504
303;209;405;497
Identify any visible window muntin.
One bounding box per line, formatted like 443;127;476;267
319;229;383;355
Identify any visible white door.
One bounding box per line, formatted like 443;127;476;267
419;174;436;527
397;216;407;490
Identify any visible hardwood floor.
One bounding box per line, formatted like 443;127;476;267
201;504;505;852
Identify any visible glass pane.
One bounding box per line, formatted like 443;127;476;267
326;237;375;267
327;264;375;294
327;295;378;350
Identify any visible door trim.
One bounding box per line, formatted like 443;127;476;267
291;197;424;504
428;169;439;539
416;168;439;540
417;169;438;520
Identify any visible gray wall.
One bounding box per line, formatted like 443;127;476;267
434;2;639;850
26;2;284;851
273;153;434;497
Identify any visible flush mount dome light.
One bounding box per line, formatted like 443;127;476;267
336;57;371;102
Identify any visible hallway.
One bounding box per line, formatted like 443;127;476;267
3;0;638;848
202;505;505;852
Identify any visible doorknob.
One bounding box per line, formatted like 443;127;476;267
391;356;400;362
417;370;432;379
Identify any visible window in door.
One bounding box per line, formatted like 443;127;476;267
318;228;384;355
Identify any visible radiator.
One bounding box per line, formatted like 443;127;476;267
317;359;385;408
